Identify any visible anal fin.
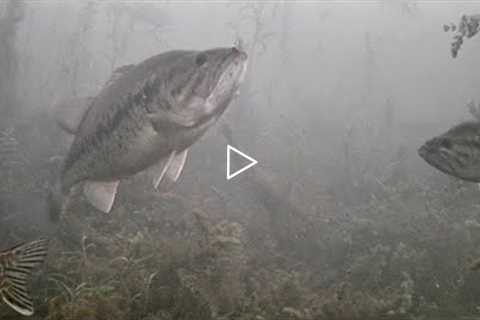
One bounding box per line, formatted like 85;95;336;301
154;149;189;191
83;180;119;213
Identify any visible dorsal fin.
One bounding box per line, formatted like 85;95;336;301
53;64;134;135
53;96;93;134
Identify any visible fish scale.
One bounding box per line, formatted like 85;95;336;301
62;76;163;184
49;46;248;219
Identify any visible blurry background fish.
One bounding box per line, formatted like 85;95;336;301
418;121;480;182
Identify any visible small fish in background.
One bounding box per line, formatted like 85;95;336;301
418;121;480;182
49;46;248;220
0;239;49;316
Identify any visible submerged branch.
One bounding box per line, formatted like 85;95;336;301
444;14;480;58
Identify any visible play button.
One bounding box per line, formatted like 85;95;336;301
226;144;258;180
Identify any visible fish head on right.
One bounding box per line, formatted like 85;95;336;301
418;121;480;182
163;46;248;123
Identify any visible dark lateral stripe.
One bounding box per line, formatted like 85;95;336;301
63;75;161;173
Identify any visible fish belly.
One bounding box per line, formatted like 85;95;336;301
63;110;216;188
104;125;173;178
108;120;213;179
63;123;170;187
172;117;215;151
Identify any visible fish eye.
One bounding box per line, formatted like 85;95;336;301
195;53;207;66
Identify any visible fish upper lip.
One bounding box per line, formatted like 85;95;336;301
215;56;247;90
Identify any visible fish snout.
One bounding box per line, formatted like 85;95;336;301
418;138;437;159
418;143;428;159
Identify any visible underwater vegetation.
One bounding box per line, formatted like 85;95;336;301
3;102;480;320
444;14;480;58
2;2;480;320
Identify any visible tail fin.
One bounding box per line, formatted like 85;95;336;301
1;239;49;316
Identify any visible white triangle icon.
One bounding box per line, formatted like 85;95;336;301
227;144;258;180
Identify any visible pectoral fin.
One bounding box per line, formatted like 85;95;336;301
54;96;93;134
154;149;189;191
83;180;119;213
